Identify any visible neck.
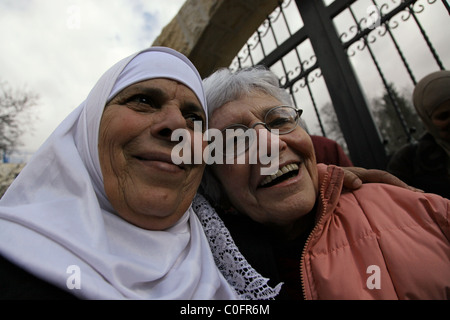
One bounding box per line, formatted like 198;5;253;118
268;210;316;242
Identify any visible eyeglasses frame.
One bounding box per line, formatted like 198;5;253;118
218;105;304;157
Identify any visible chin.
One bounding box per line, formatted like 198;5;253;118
125;210;185;231
114;195;188;231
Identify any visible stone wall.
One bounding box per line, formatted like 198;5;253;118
0;163;25;198
152;0;279;78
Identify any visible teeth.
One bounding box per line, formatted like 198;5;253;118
260;163;299;187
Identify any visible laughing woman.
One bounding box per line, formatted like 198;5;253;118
201;66;450;300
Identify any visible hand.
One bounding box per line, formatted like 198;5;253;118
341;167;424;192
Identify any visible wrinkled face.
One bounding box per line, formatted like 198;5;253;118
209;91;319;230
98;78;206;230
431;99;450;142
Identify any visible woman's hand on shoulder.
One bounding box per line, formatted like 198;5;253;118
341;166;424;192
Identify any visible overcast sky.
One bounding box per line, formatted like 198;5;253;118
0;0;185;157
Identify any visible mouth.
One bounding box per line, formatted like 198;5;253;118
259;163;300;188
133;152;185;171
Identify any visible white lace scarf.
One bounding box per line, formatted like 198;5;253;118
192;194;282;300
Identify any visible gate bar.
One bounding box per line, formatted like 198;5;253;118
296;0;388;169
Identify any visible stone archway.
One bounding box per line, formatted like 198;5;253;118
152;0;279;78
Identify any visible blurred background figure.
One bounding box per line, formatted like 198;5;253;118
388;70;450;199
310;135;353;167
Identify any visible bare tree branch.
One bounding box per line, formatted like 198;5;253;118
0;80;39;158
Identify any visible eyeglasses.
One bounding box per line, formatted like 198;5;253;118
219;105;303;157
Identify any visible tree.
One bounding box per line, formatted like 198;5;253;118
0;80;39;160
370;83;425;156
318;102;347;151
317;83;425;159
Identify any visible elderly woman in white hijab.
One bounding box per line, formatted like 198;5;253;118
388;70;450;199
0;47;254;299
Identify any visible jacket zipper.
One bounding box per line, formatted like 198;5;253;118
299;169;331;300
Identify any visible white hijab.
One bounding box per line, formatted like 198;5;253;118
0;47;237;299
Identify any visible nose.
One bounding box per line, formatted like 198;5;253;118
255;127;287;156
150;105;186;141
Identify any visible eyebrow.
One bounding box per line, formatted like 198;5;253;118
114;85;167;102
109;83;206;118
258;105;279;117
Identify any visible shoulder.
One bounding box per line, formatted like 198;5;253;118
316;165;449;237
306;185;450;299
350;183;448;210
344;184;449;236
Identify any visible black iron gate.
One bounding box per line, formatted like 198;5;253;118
230;0;449;169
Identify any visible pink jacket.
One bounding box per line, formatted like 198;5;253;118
301;165;450;299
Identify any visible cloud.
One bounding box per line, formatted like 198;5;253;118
0;0;185;155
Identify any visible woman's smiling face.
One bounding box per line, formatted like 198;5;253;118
209;91;319;231
98;78;207;230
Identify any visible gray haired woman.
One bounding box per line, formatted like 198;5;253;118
200;66;450;300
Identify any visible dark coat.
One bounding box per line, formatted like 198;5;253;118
387;132;450;199
0;254;77;300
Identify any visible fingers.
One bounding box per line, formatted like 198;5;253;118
341;167;424;192
362;169;424;192
342;169;362;190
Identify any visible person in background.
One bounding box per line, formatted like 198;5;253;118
310;135;353;166
388;70;450;199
